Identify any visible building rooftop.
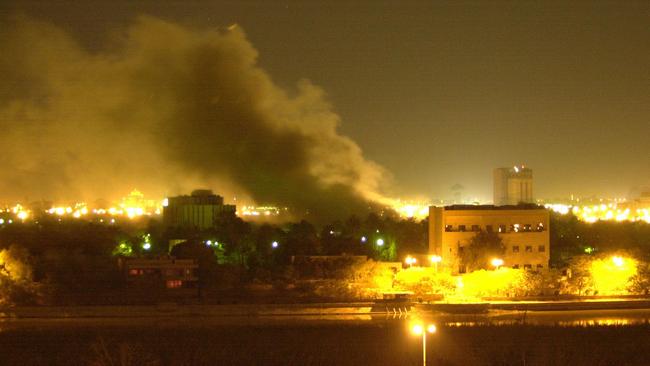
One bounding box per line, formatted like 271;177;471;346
442;204;545;211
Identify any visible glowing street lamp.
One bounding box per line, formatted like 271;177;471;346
405;255;417;267
376;238;384;246
430;255;442;272
271;241;279;249
411;322;437;366
612;256;624;268
491;258;504;269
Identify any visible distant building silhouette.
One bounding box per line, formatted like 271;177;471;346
163;189;236;230
493;166;533;206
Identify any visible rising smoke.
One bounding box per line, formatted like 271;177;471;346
0;15;392;221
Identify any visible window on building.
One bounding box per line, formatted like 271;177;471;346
536;264;544;270
523;224;532;232
128;269;142;276
512;264;520;269
538;245;546;252
525;246;532;252
445;225;453;232
471;225;480;232
486;225;493;233
536;222;545;232
166;280;183;289
523;264;532;270
511;224;520;233
512;245;520;253
498;224;506;233
458;225;466;232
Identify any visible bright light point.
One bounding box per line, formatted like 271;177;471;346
361;236;367;243
162;198;169;207
206;240;212;246
405;255;417;266
427;324;437;333
272;241;279;248
0;219;4;224
430;255;442;263
491;258;504;268
376;238;384;246
142;243;151;250
17;211;28;220
612;256;624;267
411;324;423;335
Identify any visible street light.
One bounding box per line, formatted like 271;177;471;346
612;256;624;267
411;322;437;366
376;238;384;246
271;241;279;249
491;258;504;269
405;255;417;268
430;255;442;272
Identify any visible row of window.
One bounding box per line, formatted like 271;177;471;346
128;268;194;277
445;223;545;233
512;245;545;253
512;264;544;270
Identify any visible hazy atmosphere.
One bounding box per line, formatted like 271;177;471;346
1;0;649;206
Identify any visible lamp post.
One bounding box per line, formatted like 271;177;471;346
405;255;417;268
411;323;436;366
491;258;504;270
430;255;442;272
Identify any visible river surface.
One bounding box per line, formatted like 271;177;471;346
1;307;650;329
1;308;649;365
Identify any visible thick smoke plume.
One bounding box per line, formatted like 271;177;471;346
0;16;391;221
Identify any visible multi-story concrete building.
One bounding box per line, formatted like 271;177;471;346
163;189;236;230
493;166;533;206
429;205;549;273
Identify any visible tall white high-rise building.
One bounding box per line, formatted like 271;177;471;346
493;166;533;206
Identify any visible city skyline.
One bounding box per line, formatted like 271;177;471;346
0;1;648;208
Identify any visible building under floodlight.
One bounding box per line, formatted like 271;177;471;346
428;205;549;274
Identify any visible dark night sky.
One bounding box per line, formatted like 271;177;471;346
2;0;649;202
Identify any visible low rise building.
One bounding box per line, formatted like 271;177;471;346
120;256;198;296
429;205;549;273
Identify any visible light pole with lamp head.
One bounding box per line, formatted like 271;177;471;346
411;323;437;366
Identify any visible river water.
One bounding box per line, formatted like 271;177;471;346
0;308;649;365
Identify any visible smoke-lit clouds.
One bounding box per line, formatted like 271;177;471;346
0;15;391;220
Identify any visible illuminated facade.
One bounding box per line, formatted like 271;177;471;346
493;166;533;206
429;205;549;273
163;189;236;230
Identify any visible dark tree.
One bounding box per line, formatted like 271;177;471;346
460;231;505;271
